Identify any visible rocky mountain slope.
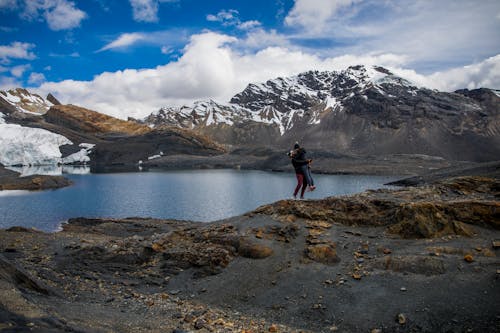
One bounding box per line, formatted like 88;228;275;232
142;65;500;162
0;91;225;171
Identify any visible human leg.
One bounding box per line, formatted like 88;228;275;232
293;173;304;197
300;180;307;198
301;165;312;185
307;166;316;191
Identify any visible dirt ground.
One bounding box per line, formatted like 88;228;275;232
1;176;499;332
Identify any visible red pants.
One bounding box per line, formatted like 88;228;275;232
293;173;307;198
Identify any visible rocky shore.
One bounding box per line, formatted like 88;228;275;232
0;165;72;191
1;175;499;332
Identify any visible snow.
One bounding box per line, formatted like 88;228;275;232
148;154;161;160
493;89;500;98
62;143;94;164
148;64;426;136
0;112;5;124
3;91;21;103
6;165;90;177
62;149;90;164
79;143;95;149
0;123;73;166
325;97;339;110
0;89;52;115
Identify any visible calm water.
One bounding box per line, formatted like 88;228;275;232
0;169;400;231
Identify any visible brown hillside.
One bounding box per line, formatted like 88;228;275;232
44;104;151;135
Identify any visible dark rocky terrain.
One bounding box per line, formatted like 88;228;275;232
0;165;71;191
1;175;499;332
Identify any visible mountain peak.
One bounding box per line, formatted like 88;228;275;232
0;88;53;115
144;65;425;136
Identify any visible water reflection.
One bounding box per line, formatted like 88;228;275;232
6;165;91;177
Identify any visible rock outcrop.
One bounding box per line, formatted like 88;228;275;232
0;175;498;332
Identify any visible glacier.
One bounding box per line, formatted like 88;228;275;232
0;117;94;167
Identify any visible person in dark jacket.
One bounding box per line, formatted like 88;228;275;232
289;142;315;199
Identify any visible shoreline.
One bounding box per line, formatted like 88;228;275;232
0;175;499;332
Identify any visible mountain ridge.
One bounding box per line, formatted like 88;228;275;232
140;64;500;161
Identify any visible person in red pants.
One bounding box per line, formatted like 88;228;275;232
288;142;314;199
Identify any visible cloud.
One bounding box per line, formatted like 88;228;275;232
28;72;46;85
285;0;360;33
0;0;18;9
96;30;189;53
237;20;261;30
21;0;87;31
427;54;500;91
0;41;36;63
10;64;30;77
44;0;87;30
206;9;239;25
283;0;500;71
128;0;178;23
0;76;21;90
130;0;159;22
34;31;500;121
206;9;261;31
97;33;146;52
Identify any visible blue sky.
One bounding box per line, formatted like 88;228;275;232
1;0;499;119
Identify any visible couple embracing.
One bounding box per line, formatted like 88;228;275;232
288;142;316;199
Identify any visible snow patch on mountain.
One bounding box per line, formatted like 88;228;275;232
62;143;95;164
0;88;53;115
145;65;418;135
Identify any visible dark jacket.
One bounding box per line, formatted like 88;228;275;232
291;148;309;173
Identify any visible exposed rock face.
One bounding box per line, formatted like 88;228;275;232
44;104;151;136
46;93;61;106
0;88;53;115
0;165;72;190
143;65;500;161
253;176;500;238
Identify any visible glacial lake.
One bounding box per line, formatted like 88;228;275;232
0;169;401;232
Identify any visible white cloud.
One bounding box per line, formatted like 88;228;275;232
21;0;87;31
97;33;146;52
206;9;239;25
96;30;188;53
161;46;172;54
130;0;159;22
34;32;500;121
0;0;18;9
10;64;30;77
285;0;360;33
206;9;261;31
284;0;500;71
237;20;261;30
0;76;21;90
427;54;500;91
28;72;46;85
44;0;87;30
0;41;36;63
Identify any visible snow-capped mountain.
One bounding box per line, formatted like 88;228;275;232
0;88;53;115
142;64;500;161
143;65;417;135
